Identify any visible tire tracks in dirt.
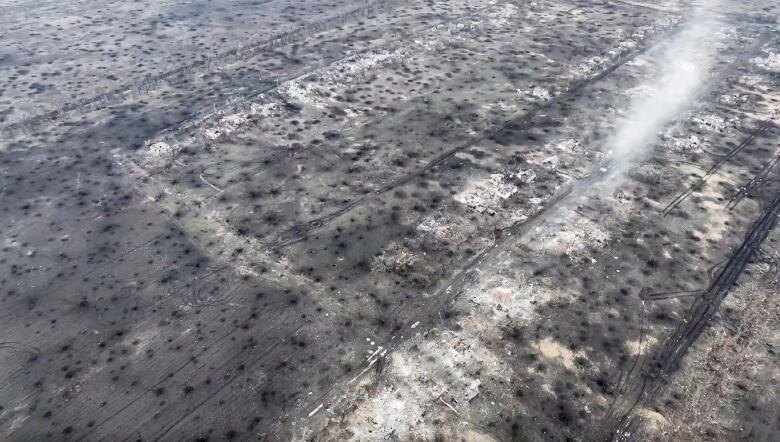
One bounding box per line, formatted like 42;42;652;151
593;191;780;441
663;118;776;216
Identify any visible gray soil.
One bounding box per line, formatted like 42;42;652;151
0;0;778;441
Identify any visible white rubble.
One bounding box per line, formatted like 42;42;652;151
146;141;176;159
203;112;251;139
416;213;476;245
454;173;517;215
486;3;518;27
750;52;780;72
692;114;730;132
530;86;552;100
668;135;703;152
514;169;537;184
278;81;325;108
519;86;552;101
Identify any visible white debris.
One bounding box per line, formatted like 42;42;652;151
371;242;420;275
464;379;481;402
414;37;446;52
738;74;764;87
692;114;728;132
332;50;405;78
146;142;176;158
545;138;580;153
514;169;537;184
279;81;325;108
416;213;476;244
530;86;552;100
454;174;517;214
670;135;702;152
467;272;537;321
445;19;483;35
203;101;279;140
308;404;324;418
486;3;518;27
330;329;507;441
569;55;609;78
204;113;249;139
536;218;610;262
518;86;552;101
750;52;780;72
720;93;748;105
509;209;529;224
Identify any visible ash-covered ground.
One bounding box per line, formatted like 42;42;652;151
1;0;779;441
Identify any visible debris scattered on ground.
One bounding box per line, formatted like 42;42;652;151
541;154;560;169
465;271;538;321
321;329;510;441
416;213;477;245
513;169;537;184
524;86;552;101
569;55;610;78
144;141;178;161
536;217;610;263
371;242;421;276
486;3;518;27
454;173;517;215
692;113;729;132
203;112;252;139
668;134;703;152
279;81;327;108
750;51;780;72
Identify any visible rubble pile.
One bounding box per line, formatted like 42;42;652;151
454;173;517;215
751;51;780;72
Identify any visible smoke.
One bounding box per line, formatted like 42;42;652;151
606;3;722;174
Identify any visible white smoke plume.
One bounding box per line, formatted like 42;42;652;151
606;4;722;173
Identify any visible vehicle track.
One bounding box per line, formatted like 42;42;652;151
295;166;609;432
593;189;780;441
663;118;776;216
727;150;780;209
639;288;701;301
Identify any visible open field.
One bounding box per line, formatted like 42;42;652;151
0;0;779;440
